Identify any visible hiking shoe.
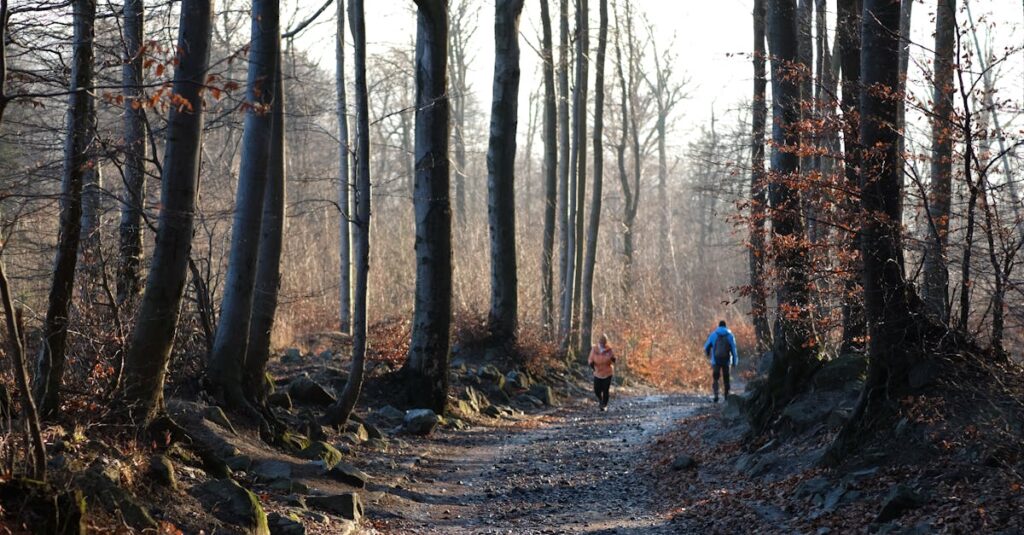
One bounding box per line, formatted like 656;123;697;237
713;396;719;403
600;405;608;412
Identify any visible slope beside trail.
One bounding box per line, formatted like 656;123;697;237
370;392;704;534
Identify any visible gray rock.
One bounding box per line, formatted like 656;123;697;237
528;384;557;406
363;422;384;440
823;486;846;512
327;461;369;488
747;453;780;478
193;479;270;535
202;405;237;434
478;364;503;383
875;484;928;523
344;421;369;441
795;476;830;499
373;405;406;424
781;393;839;430
306;493;363;521
366;438;389;452
505;370;531;391
288;377;336;406
403;408;441;435
253;460;292;483
297;441;343;469
513;394;544;408
267;512;305;535
671;455;696;471
148;455;177;489
812;354;867;391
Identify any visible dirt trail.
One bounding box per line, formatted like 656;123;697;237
372;392;703;534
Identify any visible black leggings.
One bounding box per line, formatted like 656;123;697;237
593;376;612;407
713;364;731;398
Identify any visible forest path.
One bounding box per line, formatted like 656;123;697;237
371;391;704;534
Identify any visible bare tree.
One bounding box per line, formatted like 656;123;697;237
243;55;286;405
749;0;771;351
402;0;452;414
487;0;525;351
35;0;96;417
539;0;557;335
208;0;281;412
449;0;477;225
838;0;865;352
921;0;956;322
579;0;607;354
326;0;371;426
556;0;571;333
118;0;213;427
749;0;817;429
337;0;352;334
118;0;146;305
560;0;588;352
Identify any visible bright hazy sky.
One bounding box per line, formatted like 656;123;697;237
289;0;1024;158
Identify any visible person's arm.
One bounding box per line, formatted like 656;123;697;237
729;333;739;366
609;349;616;363
588;347;596;369
703;333;714;362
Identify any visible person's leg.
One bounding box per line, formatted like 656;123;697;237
600;377;611;407
722;365;731;398
593;377;602;403
712;365;721;402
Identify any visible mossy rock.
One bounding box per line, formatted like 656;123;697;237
279;431;311;453
148;455;178;490
298;441;344;469
193;479;269;535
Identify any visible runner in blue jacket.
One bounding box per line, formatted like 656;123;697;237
703;320;738;403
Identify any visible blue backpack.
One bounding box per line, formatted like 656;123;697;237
713;332;732;365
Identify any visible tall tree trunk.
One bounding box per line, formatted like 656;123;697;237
579;0;607;355
556;0;571;337
337;0;352;334
539;0;557;335
613;3;639;298
118;0;146;305
894;0;913;220
35;0;95;418
0;0;46;479
208;0;280;412
243;56;286;405
750;0;771;352
118;0;213;426
796;0;815;242
832;0;919;454
921;0;955;322
561;0;588;352
750;0;817;429
838;0;865;353
449;1;473;226
487;0;525;350
326;0;371;426
402;0;451;414
79;117;102;290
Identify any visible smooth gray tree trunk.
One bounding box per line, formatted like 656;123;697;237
539;0;557;336
337;0;352;333
402;0;451;414
244;56;286;405
208;0;279;412
118;0;146;305
487;0;525;350
35;0;95;418
326;0;371;426
921;0;956;322
579;0;607;355
118;0;213;426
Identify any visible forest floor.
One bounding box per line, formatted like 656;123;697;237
369;390;703;534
